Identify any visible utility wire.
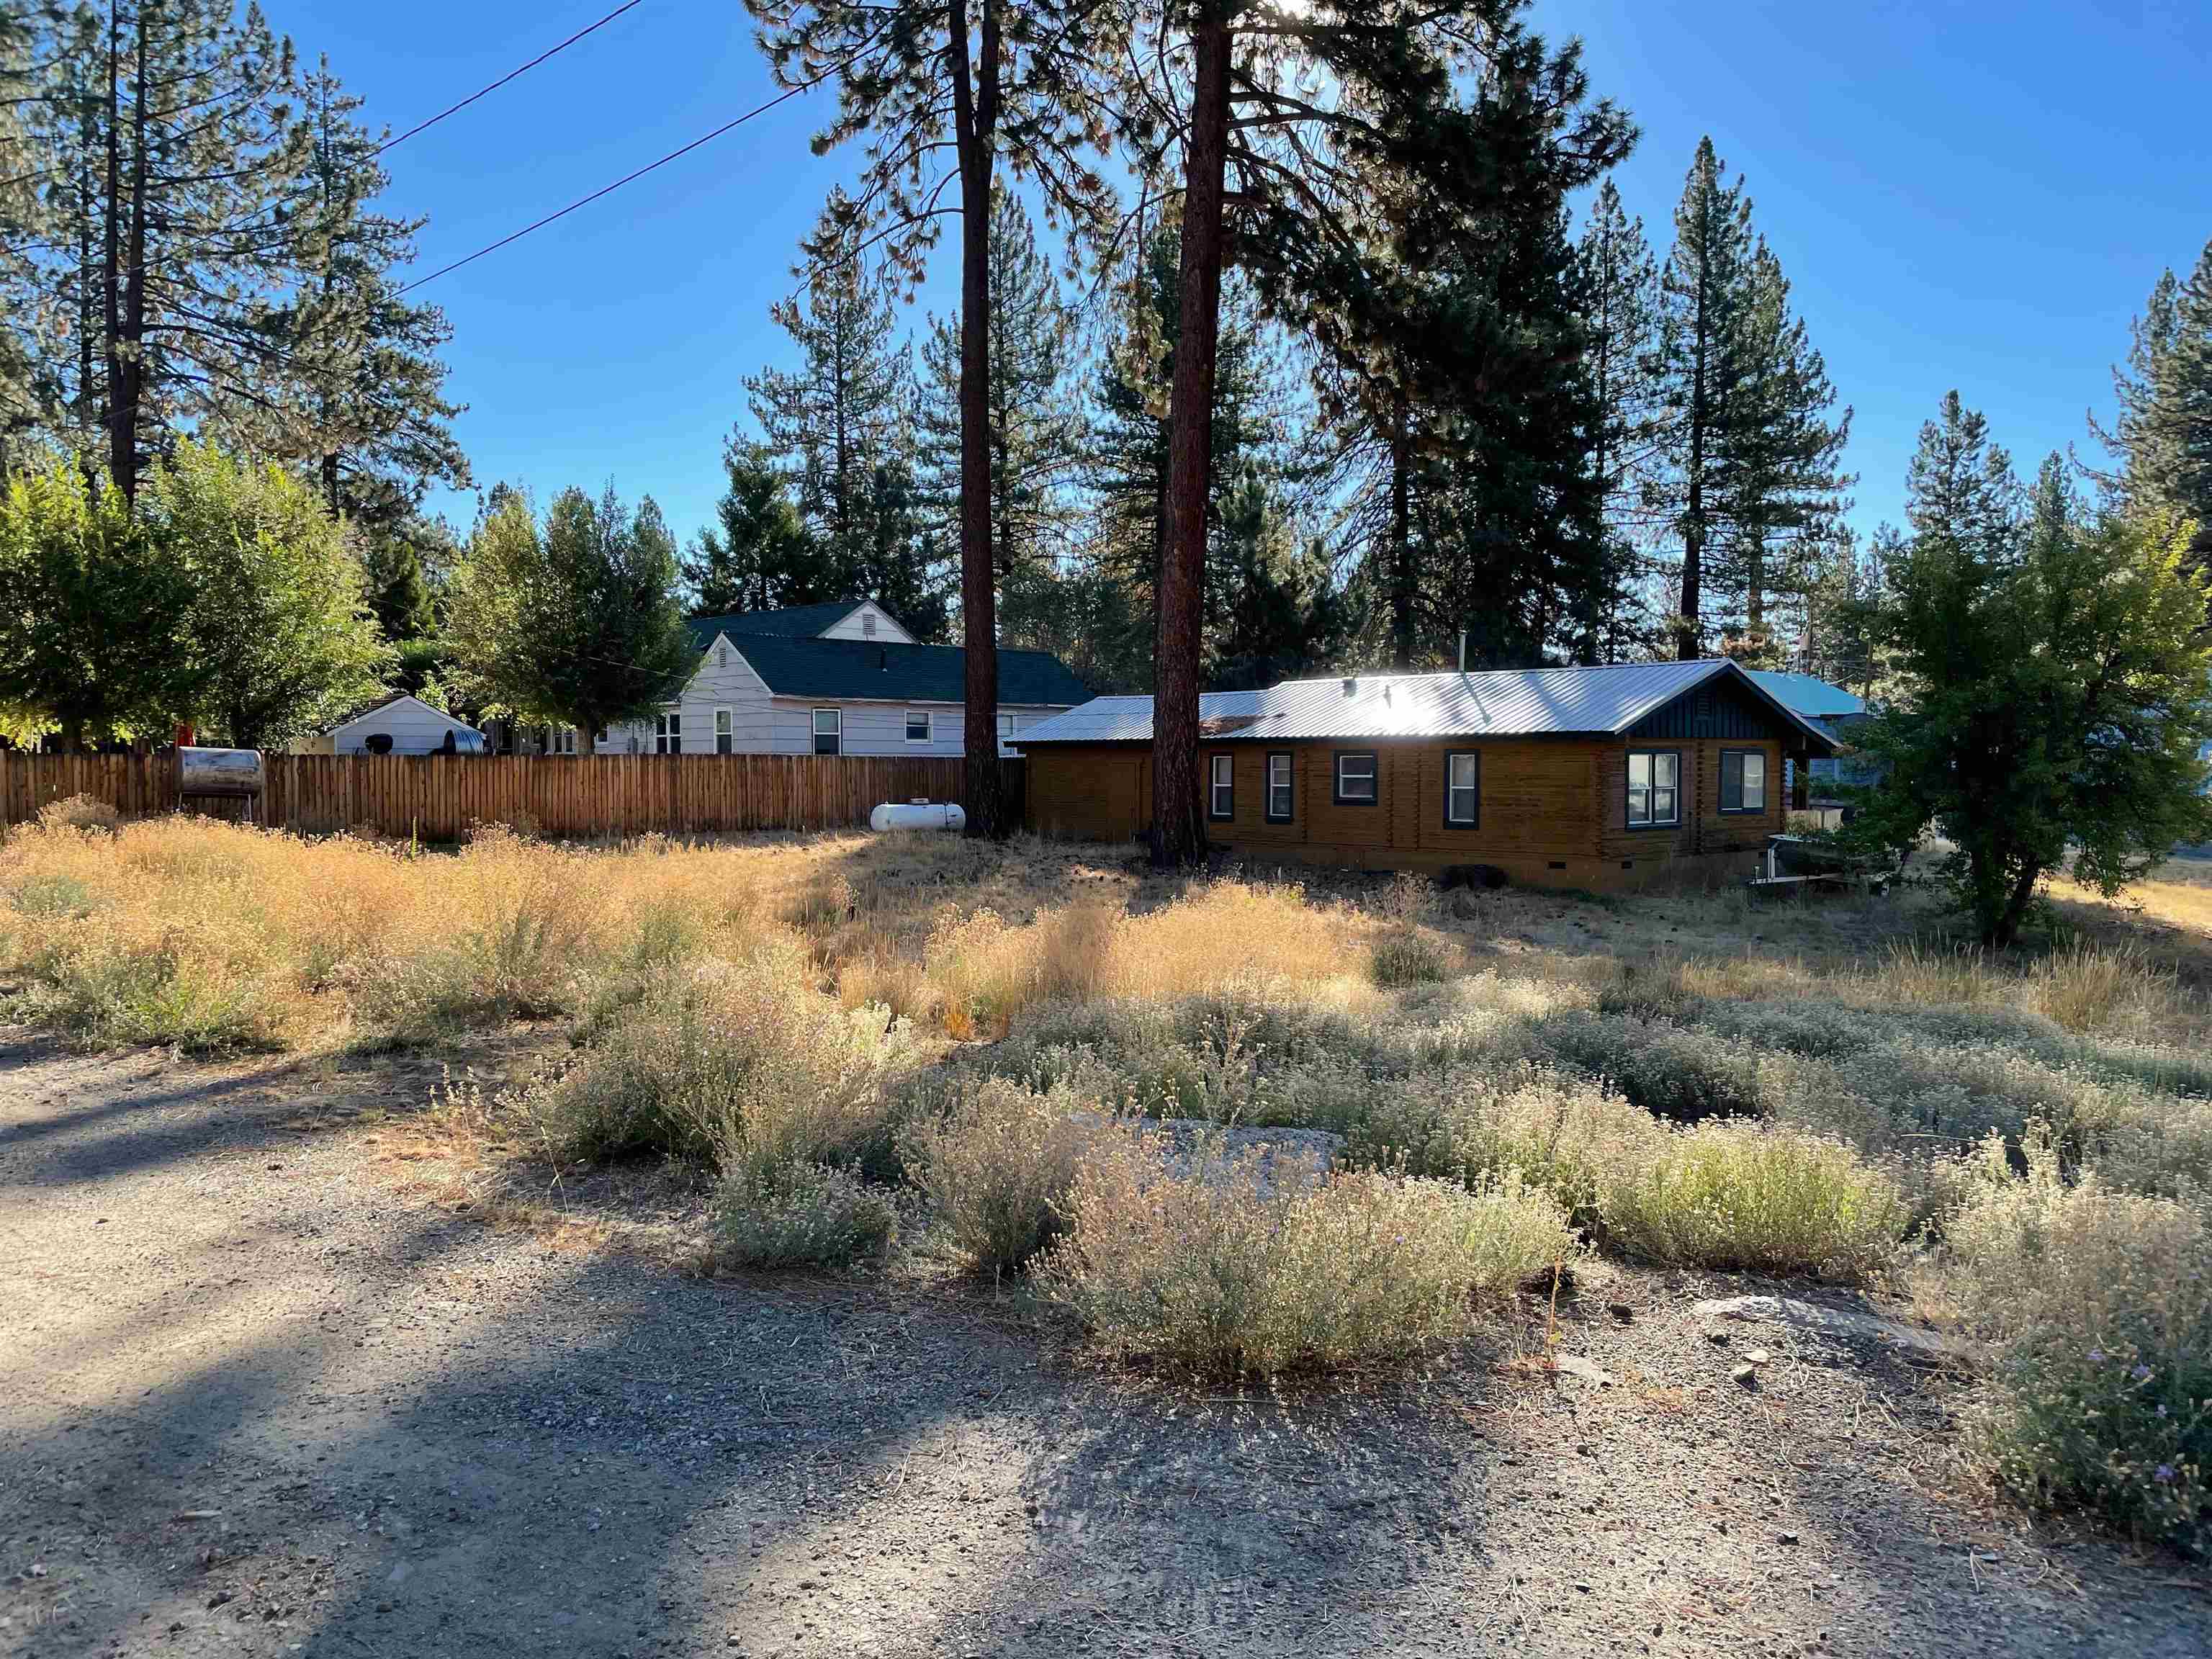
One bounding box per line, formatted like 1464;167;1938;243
377;0;645;156
399;49;880;295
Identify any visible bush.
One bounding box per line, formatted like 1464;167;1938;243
1039;1131;1573;1377
36;794;119;834
714;1159;897;1269
1523;1010;1767;1123
1596;1119;1906;1280
1946;1127;2212;1552
1370;927;1452;988
534;940;927;1177
22;932;280;1051
900;1076;1097;1274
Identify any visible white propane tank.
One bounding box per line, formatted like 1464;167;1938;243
870;799;967;832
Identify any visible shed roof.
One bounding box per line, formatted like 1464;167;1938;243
708;632;1090;708
1745;670;1866;719
327;693;482;741
1015;658;1835;752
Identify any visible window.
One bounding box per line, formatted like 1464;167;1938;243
1208;753;1235;821
1626;749;1681;828
1720;748;1766;813
905;710;931;743
551;727;577;755
997;713;1015;739
1266;752;1294;823
1444;750;1480;828
654;710;681;755
812;708;841;755
1334;750;1378;805
714;708;734;755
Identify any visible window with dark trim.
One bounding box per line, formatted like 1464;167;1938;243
904;710;931;743
1626;748;1680;828
811;708;841;755
714;708;734;755
1333;750;1377;805
1443;749;1480;828
654;709;682;755
1208;752;1235;821
1719;748;1766;813
1265;752;1294;823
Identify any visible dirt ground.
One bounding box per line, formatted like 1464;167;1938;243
1;1031;2206;1658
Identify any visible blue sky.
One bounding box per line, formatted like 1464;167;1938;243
292;0;2212;552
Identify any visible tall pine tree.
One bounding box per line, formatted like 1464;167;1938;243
2094;236;2212;588
1576;179;1665;660
683;433;819;613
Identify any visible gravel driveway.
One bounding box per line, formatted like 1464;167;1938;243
1;1032;2205;1658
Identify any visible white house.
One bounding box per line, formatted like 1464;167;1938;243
311;694;488;756
554;600;1089;758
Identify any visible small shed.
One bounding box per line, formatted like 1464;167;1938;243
324;695;487;757
1015;657;1837;890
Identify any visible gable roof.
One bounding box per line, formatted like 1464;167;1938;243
706;632;1089;708
683;601;868;647
327;693;482;740
1745;670;1866;720
1015;658;1835;752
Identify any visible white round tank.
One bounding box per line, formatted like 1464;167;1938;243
869;800;966;832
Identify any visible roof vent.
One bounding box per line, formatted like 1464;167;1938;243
1341;677;1358;698
862;611;878;638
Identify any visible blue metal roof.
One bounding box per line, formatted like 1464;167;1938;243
1745;670;1866;719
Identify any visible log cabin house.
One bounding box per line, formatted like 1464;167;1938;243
1014;658;1840;890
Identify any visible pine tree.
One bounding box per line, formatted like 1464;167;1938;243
683;433;819;613
1576;180;1665;660
2095;238;2212;584
359;529;436;643
232;55;469;531
745;198;917;603
914;186;1083;649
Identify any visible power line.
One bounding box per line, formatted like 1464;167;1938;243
377;0;645;156
398;53;874;295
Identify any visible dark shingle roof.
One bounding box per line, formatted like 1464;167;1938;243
703;631;1089;707
684;601;866;646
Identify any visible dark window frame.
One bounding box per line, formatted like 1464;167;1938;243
1332;749;1379;806
1624;747;1682;830
1442;748;1480;830
1719;747;1766;814
1265;751;1295;824
1207;752;1236;822
654;709;682;756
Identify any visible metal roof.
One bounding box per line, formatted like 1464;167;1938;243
1014;659;1836;751
1745;670;1866;719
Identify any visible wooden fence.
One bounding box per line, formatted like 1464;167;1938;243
0;750;1024;841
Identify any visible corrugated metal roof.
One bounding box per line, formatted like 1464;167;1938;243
1015;659;1835;751
1745;670;1865;719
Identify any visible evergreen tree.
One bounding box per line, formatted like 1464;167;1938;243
914;186;1084;648
359;528;437;643
1796;523;1888;702
745;199;923;604
683;432;819;613
854;456;950;641
1856;401;2212;945
231;55;470;531
2094;238;2212;585
445;485;697;751
1576;179;1666;660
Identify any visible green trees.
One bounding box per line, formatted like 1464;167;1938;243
2095;236;2212;587
144;442;388;750
1648;140;1850;660
0;454;189;749
683;436;817;614
445;486;697;750
1853;395;2212;945
1575;180;1667;662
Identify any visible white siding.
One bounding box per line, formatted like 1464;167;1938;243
330;696;483;755
817;601;915;644
770;700;1066;756
603;633;777;753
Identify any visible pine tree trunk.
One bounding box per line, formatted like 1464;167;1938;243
1151;6;1231;868
953;0;1006;839
101;2;128;498
1676;229;1709;661
1389;385;1414;669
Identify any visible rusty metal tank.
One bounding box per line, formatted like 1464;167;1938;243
176;746;265;799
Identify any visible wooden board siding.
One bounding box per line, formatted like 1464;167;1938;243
0;751;1023;842
1025;734;1785;889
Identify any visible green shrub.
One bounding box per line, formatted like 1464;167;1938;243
1523;1010;1766;1123
25;937;275;1051
1595;1118;1905;1280
1039;1131;1573;1377
359;884;592;1040
533;941;927;1177
1370;927;1452;988
901;1076;1096;1274
714;1159;897;1269
1946;1127;2212;1552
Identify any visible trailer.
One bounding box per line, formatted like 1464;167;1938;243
1748;833;1900;896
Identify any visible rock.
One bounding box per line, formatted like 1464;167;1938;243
1778;1532;1800;1546
1690;1295;1978;1369
1555;1354;1616;1388
1731;1364;1758;1387
1605;1302;1635;1322
1745;1349;1771;1366
1705;1330;1730;1345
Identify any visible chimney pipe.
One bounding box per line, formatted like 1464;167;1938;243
1458;631;1467;673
